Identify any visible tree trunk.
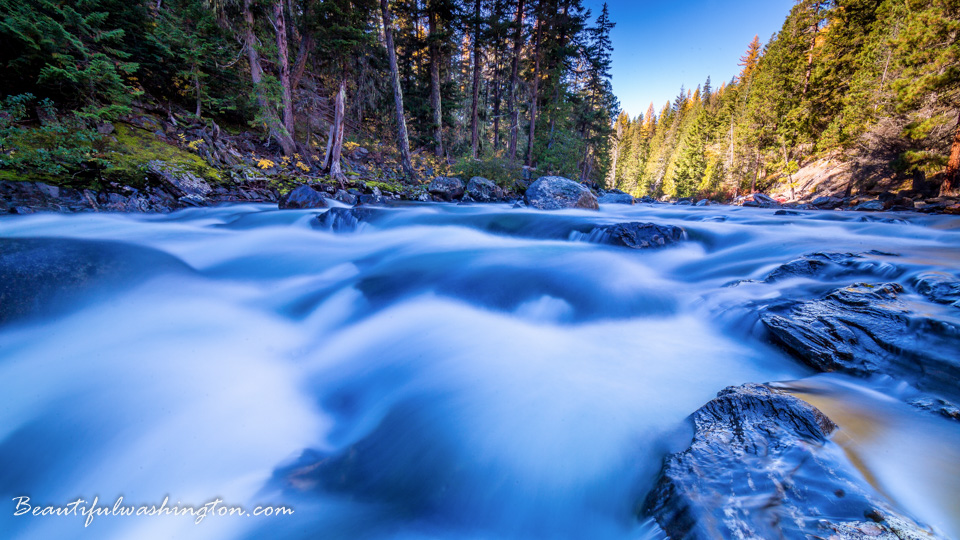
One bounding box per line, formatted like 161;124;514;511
291;33;314;91
943;111;960;196
194;71;202;118
492;42;502;150
470;0;482;159
607;121;622;189
274;1;295;144
244;0;295;155
327;81;347;184
380;0;415;178
429;9;445;157
507;0;525;161
801;3;821;98
525;9;541;168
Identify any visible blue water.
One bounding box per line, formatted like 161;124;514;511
0;202;958;539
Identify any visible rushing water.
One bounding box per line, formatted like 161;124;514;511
0;202;958;539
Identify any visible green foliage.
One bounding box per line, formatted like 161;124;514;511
450;157;524;189
0;0;142;121
0;94;104;177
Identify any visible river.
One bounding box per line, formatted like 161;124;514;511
1;202;958;539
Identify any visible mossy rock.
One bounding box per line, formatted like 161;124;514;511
100;123;226;188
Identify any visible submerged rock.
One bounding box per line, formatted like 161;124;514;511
913;272;960;307
428;176;465;201
763;251;901;283
643;383;939;540
278;184;328;209
524;176;599;210
586;222;684;249
314;207;378;232
464;176;504;202
597;190;634;204
760;283;960;401
0;237;192;325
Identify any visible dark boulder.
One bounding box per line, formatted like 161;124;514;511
585;222;684;249
464;176;504;202
763;251;902;283
760;283;960;401
523;176;599;210
278;184;328;209
428;176;465;201
811;195;844;210
314;207;378;233
597;190;634;204
854;199;884;211
644;383;938;540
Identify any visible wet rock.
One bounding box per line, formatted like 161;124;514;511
597;190;634;204
464;176;504;202
523;176;599;210
760;283;960;401
637;195;657;204
333;189;357;205
912;272;960;307
314;207;378;233
695;199;711;207
775;209;801;215
146;160;212;200
585;222;684;249
0;237;192;325
428;176;465;201
763;252;902;283
643;383;939;540
811;195;844;210
854;199;884;211
1;180;97;213
909;396;960;422
356;193;383;205
752;193;781;208
278;184;328;209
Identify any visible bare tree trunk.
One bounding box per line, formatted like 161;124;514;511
244;0;295;155
327;81;347;185
470;0;482;159
428;9;445;157
943;111;960;196
525;9;541;168
380;0;415;178
274;1;295;143
507;0;525;161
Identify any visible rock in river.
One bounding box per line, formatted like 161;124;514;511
585;222;684;249
523;176;599;210
428;176;465;201
314;207;378;233
278;184;328;209
464;176;504;202
643;383;940;540
760;283;960;402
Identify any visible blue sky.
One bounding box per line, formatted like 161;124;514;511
582;0;796;117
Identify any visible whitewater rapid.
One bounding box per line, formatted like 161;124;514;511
1;202;958;539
